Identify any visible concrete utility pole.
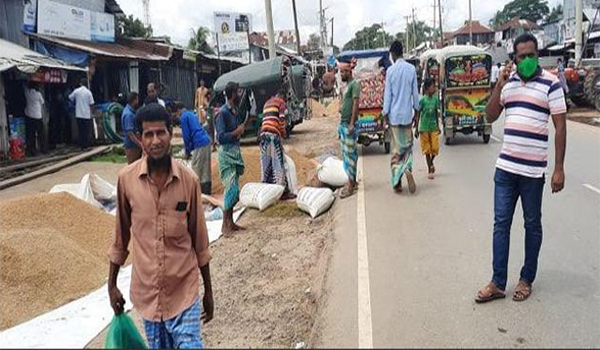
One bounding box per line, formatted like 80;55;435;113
405;15;411;51
469;0;473;45
291;0;302;54
265;0;277;59
331;17;334;47
576;0;583;64
412;7;417;49
433;0;436;46
438;0;444;48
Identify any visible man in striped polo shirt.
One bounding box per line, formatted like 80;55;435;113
259;90;296;200
476;34;567;303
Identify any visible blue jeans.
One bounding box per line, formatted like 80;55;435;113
492;168;545;290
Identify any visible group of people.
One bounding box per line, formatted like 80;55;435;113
104;32;567;349
23;78;95;156
336;40;441;198
337;35;567;304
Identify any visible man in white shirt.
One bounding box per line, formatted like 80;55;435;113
146;82;166;107
491;62;500;89
24;82;45;156
69;78;95;150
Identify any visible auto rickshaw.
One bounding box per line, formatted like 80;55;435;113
436;46;493;145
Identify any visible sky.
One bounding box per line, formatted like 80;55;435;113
116;0;562;48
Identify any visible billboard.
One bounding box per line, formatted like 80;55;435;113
38;0;91;40
214;12;252;53
91;11;115;42
37;0;115;42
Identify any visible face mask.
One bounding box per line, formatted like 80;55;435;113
517;56;539;79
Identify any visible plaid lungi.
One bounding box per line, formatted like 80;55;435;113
143;298;204;349
390;125;414;188
260;132;287;189
338;123;358;182
218;144;245;210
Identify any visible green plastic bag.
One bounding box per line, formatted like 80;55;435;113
105;314;147;349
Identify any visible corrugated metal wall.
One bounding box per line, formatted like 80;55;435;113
162;61;197;109
0;0;28;47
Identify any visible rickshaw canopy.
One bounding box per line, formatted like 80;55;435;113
213;56;288;93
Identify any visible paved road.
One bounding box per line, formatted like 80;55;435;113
316;119;600;348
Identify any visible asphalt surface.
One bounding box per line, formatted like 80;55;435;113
316;118;600;348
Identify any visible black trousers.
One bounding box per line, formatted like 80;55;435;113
25;117;44;156
77;118;92;149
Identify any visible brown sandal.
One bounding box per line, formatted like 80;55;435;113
340;185;357;199
513;280;532;302
475;282;506;303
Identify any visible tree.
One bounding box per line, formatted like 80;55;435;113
489;0;550;28
343;24;394;51
117;15;153;38
307;33;321;50
545;4;563;23
188;27;215;55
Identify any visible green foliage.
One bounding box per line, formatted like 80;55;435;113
489;0;550;28
117;15;153;38
342;24;395;51
188;27;215;55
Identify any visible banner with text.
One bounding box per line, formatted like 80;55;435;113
213;12;252;53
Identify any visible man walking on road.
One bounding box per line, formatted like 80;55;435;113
121;92;142;164
215;82;246;234
338;60;360;198
173;102;212;194
383;41;420;194
69;78;95;150
108;103;214;349
477;34;567;303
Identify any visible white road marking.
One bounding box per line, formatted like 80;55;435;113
583;183;600;195
491;135;502;143
357;150;373;348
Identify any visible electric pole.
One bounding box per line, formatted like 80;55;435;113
265;0;276;59
380;22;386;48
469;0;473;45
291;0;302;54
433;0;436;47
438;0;444;48
412;7;417;49
404;15;411;51
330;17;334;48
576;0;583;64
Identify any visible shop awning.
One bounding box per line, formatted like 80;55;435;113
0;38;85;74
30;34;172;61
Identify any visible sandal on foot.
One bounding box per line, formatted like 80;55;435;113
475;282;506;303
513;280;532;302
405;170;417;194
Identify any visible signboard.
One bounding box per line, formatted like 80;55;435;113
37;0;115;42
91;11;115;42
214;12;252;53
22;0;37;33
38;0;91;40
30;68;68;83
445;54;492;89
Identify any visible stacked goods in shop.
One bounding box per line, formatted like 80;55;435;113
356;71;385;110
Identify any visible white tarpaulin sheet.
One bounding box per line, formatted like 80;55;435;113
0;175;244;348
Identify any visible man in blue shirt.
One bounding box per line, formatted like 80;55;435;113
383;41;420;194
121;92;142;164
173;102;211;193
215;82;246;234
